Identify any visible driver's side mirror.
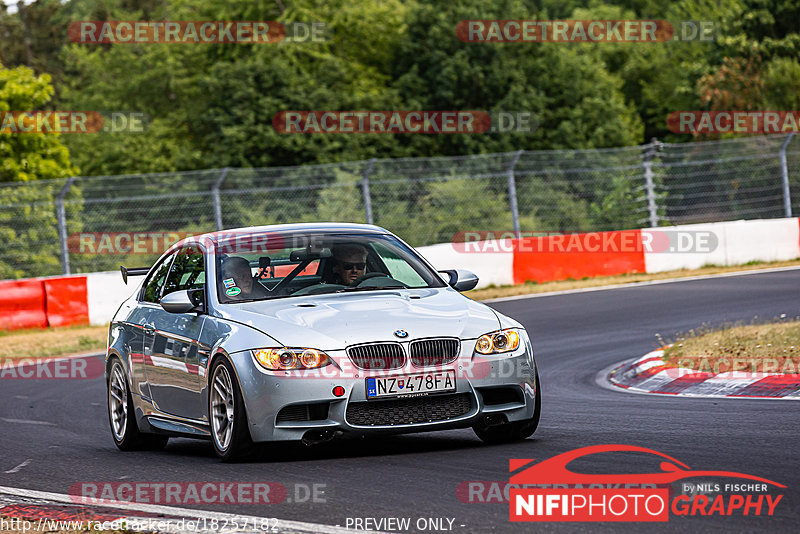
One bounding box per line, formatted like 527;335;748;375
439;269;479;292
161;289;204;314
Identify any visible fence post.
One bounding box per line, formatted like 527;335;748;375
780;133;794;218
212;167;230;231
642;138;659;227
57;177;76;275
362;159;376;225
507;150;524;238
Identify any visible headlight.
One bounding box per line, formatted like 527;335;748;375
474;329;521;355
252;348;331;370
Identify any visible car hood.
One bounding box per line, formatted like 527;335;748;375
215;288;500;349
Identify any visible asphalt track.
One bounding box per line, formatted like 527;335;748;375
2;269;800;533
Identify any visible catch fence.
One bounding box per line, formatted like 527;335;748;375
1;134;796;278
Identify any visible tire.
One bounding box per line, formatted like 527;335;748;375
209;358;254;461
108;358;169;451
473;370;541;444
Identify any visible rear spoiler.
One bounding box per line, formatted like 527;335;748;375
120;265;150;285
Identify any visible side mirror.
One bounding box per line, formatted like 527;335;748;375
439;269;479;292
161;289;204;314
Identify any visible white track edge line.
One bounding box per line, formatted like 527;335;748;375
0;485;382;534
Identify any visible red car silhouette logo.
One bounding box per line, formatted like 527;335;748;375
510;444;785;487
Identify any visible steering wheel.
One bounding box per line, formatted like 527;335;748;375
349;272;389;287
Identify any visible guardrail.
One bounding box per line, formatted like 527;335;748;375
4;218;796;330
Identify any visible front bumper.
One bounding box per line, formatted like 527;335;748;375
230;338;538;443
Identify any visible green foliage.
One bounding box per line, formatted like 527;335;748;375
315;170;364;223
764;57;800;108
0;62;77;182
0;0;798;278
0;61;77;277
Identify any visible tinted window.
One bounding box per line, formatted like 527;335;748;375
163;246;205;298
141;253;175;303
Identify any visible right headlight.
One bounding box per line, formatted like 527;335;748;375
252;347;331;370
474;329;521;355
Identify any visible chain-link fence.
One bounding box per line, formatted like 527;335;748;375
2;134;797;279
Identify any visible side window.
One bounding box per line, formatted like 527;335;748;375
163;246;206;298
141;254;175;303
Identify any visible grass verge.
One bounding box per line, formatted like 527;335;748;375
0;324;107;361
469;258;800;301
662;319;800;374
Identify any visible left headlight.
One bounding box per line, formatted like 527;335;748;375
252;347;332;370
474;329;521;355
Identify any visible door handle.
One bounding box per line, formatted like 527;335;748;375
143;323;156;335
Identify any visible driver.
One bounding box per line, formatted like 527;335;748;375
331;244;368;285
220;256;269;299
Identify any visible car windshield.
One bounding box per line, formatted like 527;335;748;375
214;232;446;303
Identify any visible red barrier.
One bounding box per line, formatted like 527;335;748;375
43;277;89;327
512;230;646;284
0;279;47;330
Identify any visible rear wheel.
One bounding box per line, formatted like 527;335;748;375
473;371;541;444
209;358;254;461
108;358;168;451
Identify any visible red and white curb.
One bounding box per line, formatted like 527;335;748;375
607;348;800;399
0;486;379;534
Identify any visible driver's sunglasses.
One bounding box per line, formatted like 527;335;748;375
340;262;366;271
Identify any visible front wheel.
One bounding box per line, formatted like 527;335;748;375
209;358;254;461
107;358;168;451
473;371;541;444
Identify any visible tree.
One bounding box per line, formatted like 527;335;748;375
0;61;78;277
390;0;644;157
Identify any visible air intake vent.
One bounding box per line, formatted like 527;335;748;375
346;393;472;426
347;343;405;370
276;403;329;423
410;338;460;367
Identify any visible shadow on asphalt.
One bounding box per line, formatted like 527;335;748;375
156;432;544;463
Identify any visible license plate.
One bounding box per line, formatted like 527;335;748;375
366;370;456;399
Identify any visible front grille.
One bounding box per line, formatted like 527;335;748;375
346;393;472;426
348;343;405;370
410;338;460;367
276;403;329;423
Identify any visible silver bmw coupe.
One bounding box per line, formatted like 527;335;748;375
106;223;540;460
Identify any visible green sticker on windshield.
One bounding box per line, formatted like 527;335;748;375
226;287;241;297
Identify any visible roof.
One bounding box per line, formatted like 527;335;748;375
206;222;389;243
154;223;391;253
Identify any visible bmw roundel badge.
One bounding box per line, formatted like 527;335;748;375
394;329;409;338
